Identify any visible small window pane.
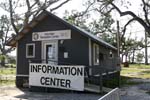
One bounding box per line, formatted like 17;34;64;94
28;45;33;56
26;44;35;58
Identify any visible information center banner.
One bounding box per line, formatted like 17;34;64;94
29;63;84;91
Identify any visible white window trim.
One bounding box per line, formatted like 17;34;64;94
109;50;114;59
26;43;35;58
93;43;99;65
41;40;58;64
88;38;92;66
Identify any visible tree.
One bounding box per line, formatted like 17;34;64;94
120;35;144;63
136;52;144;64
0;0;71;35
63;1;117;46
63;10;90;31
0;0;70;66
89;13;117;46
0;15;15;66
97;0;150;36
96;0;150;64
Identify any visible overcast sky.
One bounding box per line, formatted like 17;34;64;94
5;0;149;58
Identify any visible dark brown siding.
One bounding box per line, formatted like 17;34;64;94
17;33;41;75
17;15;89;75
58;29;89;65
91;40;118;75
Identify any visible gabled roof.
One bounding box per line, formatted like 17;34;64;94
7;10;117;50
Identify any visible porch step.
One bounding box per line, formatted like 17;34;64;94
84;84;112;93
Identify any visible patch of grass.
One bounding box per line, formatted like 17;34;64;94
121;64;150;79
120;76;143;86
0;68;16;75
121;68;141;74
129;64;150;69
146;91;150;95
0;80;15;86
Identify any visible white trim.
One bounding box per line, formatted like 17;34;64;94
109;50;114;59
93;43;99;65
16;74;29;77
26;43;35;58
88;38;92;76
88;38;92;66
93;71;118;76
42;40;58;64
98;88;120;100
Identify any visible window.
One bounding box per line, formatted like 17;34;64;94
26;43;35;58
109;50;113;58
93;43;99;65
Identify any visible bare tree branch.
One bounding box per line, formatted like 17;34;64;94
9;0;19;34
50;0;70;12
109;1;150;35
142;0;150;25
121;18;135;41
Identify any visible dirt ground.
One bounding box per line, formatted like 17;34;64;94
0;85;102;100
1;79;150;100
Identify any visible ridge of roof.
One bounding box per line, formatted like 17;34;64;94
7;10;117;50
44;10;117;50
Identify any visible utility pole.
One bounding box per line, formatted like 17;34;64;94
117;21;120;59
117;21;121;87
145;31;148;65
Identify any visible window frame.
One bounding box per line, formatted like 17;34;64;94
109;50;114;59
93;43;99;65
26;43;35;58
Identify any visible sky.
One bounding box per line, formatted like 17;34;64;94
3;0;150;61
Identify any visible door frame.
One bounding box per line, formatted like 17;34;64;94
41;40;58;64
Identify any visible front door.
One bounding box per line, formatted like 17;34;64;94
42;41;58;65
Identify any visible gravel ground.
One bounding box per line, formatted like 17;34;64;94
120;79;150;100
0;86;102;100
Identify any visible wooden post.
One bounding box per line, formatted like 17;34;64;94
99;71;103;93
117;71;120;87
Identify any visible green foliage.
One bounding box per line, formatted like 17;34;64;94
7;56;16;65
136;52;144;64
89;13;115;35
103;77;119;88
0;55;6;60
0;68;16;75
63;10;90;31
63;9;116;46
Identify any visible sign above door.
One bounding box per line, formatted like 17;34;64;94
32;30;71;41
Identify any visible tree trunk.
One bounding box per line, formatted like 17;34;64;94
128;54;131;63
125;53;128;62
145;31;148;65
132;49;135;64
1;56;5;67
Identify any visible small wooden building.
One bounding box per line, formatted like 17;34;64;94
7;10;120;93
